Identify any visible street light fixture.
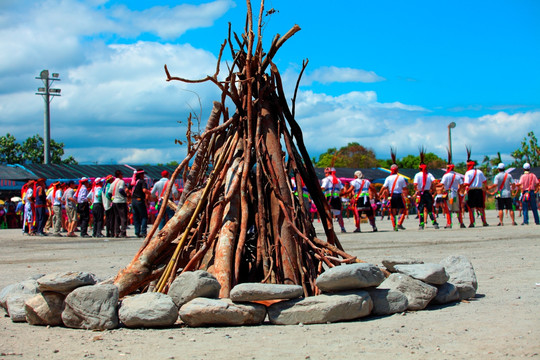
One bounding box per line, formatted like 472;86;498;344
448;122;456;161
35;70;61;165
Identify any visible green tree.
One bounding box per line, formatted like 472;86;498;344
315;143;379;168
0;133;77;164
511;131;539;167
0;133;22;164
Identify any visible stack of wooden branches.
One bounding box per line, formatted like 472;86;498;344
114;0;360;299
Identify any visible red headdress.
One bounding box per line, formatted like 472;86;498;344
466;146;475;171
445;147;454;174
419;146;428;189
390;147;399;175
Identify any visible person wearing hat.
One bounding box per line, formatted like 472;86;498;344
103;175;116;237
88;177;105;237
75;177;91;238
413;149;440;230
48;181;64;236
109;170;129;237
34;178;48;236
321;167;346;233
378;149;408;231
517;162;539;225
350;170;378;232
131;169;151;238
462;147;489;227
441;158;465;229
151;170;179;230
487;163;517;226
63;181;78;237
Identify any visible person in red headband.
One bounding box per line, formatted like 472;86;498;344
131;169;150;238
441;152;465;228
108;170;128;238
462;147;489;227
413;148;439;230
321;167;346;232
378;148;408;231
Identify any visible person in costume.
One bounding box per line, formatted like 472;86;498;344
441;151;465;228
350;170;378;232
379;148;408;231
103;175;116;237
48;181;63;236
131;169;150;238
21;180;35;235
462;146;489;227
75;177;90;237
517;162;539;225
88;177;105;237
34;178;49;236
109;170;128;237
413;148;439;230
487;163;517;226
320;167;346;233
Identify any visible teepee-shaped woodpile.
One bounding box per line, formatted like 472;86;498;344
114;0;361;298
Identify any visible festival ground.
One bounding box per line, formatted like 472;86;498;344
0;210;538;359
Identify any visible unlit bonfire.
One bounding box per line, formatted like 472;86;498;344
0;255;477;329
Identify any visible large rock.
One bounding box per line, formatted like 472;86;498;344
168;270;221;308
62;284;119;330
432;282;460;304
179;298;266;327
230;283;303;302
267;291;373;325
119;292;178;328
37;271;97;293
381;258;424;272
315;263;385;292
366;288;408;316
394;263;449;285
1;280;40;322
24;292;65;326
440;255;478;300
378;273;437;311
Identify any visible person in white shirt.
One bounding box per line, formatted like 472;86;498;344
379;163;408;231
413;161;439;230
48;182;63;236
462;149;489;227
441;162;465;228
320;167;346;233
350;170;378;232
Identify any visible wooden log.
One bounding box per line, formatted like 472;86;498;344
113;188;203;297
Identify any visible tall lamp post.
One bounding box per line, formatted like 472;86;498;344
36;70;61;164
448;122;456;160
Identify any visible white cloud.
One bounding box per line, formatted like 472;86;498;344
303;66;385;85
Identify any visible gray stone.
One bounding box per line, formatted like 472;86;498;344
366;288;408;316
37;271;97;293
440;255;478;300
168;270;221;308
1;280;40;322
24;292;65;326
267;291;373;325
230;283;304;302
62;284;119;330
179;298;266;327
315;263;385;292
382;258;424;272
394;263;450;285
378;273;437;311
119;292;178;328
433;282;460;304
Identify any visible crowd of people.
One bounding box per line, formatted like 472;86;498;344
16;169;180;238
3;158;539;238
318;158;539;233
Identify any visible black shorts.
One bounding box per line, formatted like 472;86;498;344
417;192;434;212
467;189;485;208
496;197;513;210
329;196;342;211
390;193;404;209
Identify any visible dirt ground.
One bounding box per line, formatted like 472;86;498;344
0;210;539;359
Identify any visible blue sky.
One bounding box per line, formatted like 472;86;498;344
1;0;539;165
